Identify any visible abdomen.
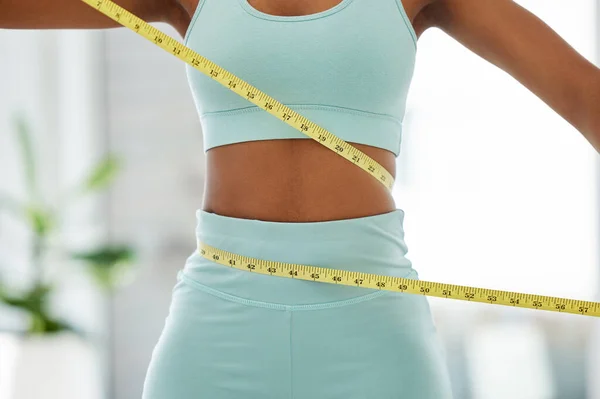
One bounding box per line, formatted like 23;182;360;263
201;139;397;222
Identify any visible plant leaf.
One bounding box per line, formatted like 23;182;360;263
12;114;37;199
0;282;76;335
71;245;136;291
28;312;74;335
71;245;134;266
0;282;53;317
82;155;121;193
24;205;54;236
1;293;30;309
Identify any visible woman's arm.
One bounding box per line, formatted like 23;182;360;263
423;0;600;153
0;0;186;34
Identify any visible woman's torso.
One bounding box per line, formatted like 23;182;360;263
175;0;427;222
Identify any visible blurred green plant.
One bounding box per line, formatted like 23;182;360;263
0;113;136;335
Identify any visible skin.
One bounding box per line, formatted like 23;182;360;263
2;0;599;223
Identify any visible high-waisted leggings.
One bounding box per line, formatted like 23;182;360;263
142;208;453;398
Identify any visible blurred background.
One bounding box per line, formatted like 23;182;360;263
0;0;598;398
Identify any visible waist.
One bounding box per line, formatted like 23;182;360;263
201;139;397;222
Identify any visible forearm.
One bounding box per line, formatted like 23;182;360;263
577;70;600;154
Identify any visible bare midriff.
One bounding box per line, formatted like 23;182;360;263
201;139;397;222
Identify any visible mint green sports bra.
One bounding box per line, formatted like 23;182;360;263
184;0;417;157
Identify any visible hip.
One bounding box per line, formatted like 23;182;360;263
142;208;454;398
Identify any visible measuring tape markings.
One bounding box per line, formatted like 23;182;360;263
198;242;600;318
83;0;600;318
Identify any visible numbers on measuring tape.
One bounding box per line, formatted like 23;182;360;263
154;36;162;44
352;155;360;163
335;145;344;152
96;0;102;8
300;123;309;131
282;113;291;121
195;241;600;318
368;165;375;172
134;23;140;31
115;12;121;20
318;134;327;142
172;47;181;55
228;80;237;88
192;59;200;67
210;69;218;78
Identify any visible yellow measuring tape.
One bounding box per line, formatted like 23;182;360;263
84;0;600;318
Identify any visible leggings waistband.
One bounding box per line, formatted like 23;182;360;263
183;209;418;306
195;208;408;244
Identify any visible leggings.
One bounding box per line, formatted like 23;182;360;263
142;209;453;398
